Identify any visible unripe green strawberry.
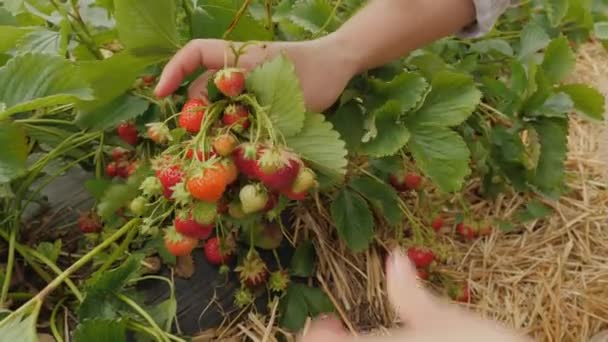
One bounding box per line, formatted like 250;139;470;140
140;176;163;196
268;270;290;293
234;288;254;309
192;201;217;225
239;184;269;214
129;196;147;216
291;168;316;194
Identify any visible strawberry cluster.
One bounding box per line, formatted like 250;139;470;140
104;67;316;292
105;146;139;179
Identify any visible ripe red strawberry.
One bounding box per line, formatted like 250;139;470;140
186;165;227;202
214;68;245;97
263;192;278;212
239;184;269;214
146;122;171;144
156;164;184;199
117;122;139;145
179;98;208;133
235;252;268;288
213;134;238;156
219;158;238;185
431;216;444;232
164;228;198;257
106;162;117;178
407;247;435;268
127;161;139;177
78;211;102;233
256;147;301;191
222;104;250;132
116;160;130;178
389;170;422;191
457;223;477;241
142;75;156;85
174;211;213;239
204;236;235;265
111;147;129;161
233;143;260;178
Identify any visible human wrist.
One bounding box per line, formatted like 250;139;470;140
317;30;363;77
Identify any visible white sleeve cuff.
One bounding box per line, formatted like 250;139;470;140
458;0;515;38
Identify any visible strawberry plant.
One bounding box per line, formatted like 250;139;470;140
0;0;606;340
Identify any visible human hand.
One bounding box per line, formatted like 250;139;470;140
154;34;358;113
299;249;532;342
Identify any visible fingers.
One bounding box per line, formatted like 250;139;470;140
154;39;231;98
187;70;215;100
385;248;445;328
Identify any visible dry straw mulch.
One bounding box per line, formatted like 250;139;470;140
210;43;608;342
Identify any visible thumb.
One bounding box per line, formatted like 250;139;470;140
385;248;446;328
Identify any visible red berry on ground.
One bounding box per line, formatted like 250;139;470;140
457;223;477;241
431;216;444;232
78;211;102;234
407;247;435;268
389;170;422;192
117;122;139;146
450;283;471;303
404;172;422;190
214;68;246;97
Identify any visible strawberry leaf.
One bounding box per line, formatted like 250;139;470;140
76;94;149;130
406;71;481;127
519;22;551;60
0;300;40;342
559;84;605;120
367;72;429;113
290;240;316;277
290;0;339;34
279;283;333;332
594;21;608;39
470;39;514;57
545;0;569;26
530;118;568;199
192;0;272;40
73;319;127;342
328;102;365;152
349;176;403;226
286;113;348;182
0;26;35;53
541;37;575;84
408;126;471;192
0;122;27;183
15;29;62;55
360;101;411;157
114;0;179;57
247;54;306;137
330;188;374;252
0;53;93;118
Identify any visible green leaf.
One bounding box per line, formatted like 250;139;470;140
0;54;94;117
519;22;551;59
594;21;608;39
532;92;573;118
114;0;179;57
329;102;365;152
0;25;35;53
0;122;27;183
192;0;272;40
286;113;348;181
531;118;568;198
541;37;575;84
360;101;410;157
76;52;160;113
406;71;481;127
559;84;605;120
84;179;113;201
330;189;374;252
368;72;429;113
290;240;316;277
516;199;553;222
79;254;144;320
279;283;333;332
545;0;569;26
0;300;40;342
73;319;127;342
76;94;149;130
96;183;139;219
36;240;62;264
470;39;514;56
246;54;306;137
408;126;471;192
15;29;62;55
349;176;403;226
290;0;339;34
